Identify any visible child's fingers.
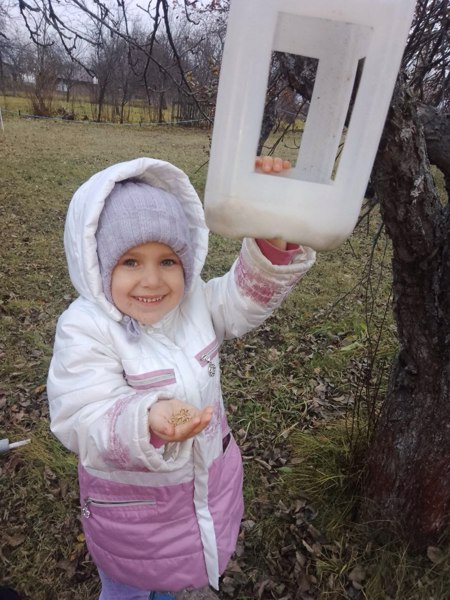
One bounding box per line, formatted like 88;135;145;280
151;404;214;441
198;406;214;430
201;405;214;420
255;156;273;172
181;407;212;438
172;406;213;440
255;156;291;173
271;157;292;171
272;157;283;172
262;156;275;172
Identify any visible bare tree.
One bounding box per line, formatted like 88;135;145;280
403;0;449;109
20;17;65;116
87;14;119;122
18;0;214;122
0;0;15;91
360;0;450;548
168;14;221;125
258;0;449;549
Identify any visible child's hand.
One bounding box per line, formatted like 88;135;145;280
148;399;213;443
255;156;291;173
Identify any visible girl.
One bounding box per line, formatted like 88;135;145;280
47;156;316;600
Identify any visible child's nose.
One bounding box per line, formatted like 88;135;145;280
141;265;161;287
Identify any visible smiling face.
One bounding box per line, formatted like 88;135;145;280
111;241;185;325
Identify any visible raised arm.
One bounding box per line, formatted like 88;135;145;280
203;156;316;341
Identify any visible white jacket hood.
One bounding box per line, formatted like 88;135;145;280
64;157;209;322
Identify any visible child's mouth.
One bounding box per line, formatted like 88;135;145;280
135;295;164;304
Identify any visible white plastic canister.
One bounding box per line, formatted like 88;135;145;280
204;0;416;250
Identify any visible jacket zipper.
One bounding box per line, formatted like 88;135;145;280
81;496;156;519
201;351;217;377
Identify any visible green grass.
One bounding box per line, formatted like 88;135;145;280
1;114;448;599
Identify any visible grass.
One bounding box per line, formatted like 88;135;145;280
1;92;197;125
278;421;450;600
288;424;360;529
0;114;448;599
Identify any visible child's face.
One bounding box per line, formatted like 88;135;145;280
111;241;185;325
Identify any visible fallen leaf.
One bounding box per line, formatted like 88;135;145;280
427;546;445;564
348;564;366;583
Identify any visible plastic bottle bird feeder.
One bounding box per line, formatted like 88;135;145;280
204;0;416;251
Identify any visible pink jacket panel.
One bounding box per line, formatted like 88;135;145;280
79;435;243;591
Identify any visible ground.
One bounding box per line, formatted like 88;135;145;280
1;115;448;599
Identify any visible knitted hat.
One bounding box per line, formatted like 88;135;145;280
96;179;194;303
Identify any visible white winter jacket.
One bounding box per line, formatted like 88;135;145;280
47;157;316;591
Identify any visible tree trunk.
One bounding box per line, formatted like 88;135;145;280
257;98;277;155
418;104;450;194
361;79;450;549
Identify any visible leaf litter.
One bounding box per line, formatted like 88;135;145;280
2;117;447;600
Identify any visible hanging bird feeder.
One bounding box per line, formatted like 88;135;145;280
204;0;416;250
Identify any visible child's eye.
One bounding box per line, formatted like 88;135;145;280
122;258;138;267
161;258;177;267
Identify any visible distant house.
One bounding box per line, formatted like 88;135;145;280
56;74;97;99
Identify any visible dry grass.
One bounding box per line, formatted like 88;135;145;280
0;114;448;599
1;92;196;125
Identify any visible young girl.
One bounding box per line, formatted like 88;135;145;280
47;156;316;600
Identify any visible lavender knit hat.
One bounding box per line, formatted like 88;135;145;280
96;179;194;303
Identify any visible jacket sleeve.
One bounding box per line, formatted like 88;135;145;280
47;309;192;473
204;238;316;341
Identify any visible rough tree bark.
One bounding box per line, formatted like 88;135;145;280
418;104;450;194
362;78;450;549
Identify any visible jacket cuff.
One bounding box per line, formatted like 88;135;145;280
244;238;316;275
255;239;302;265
